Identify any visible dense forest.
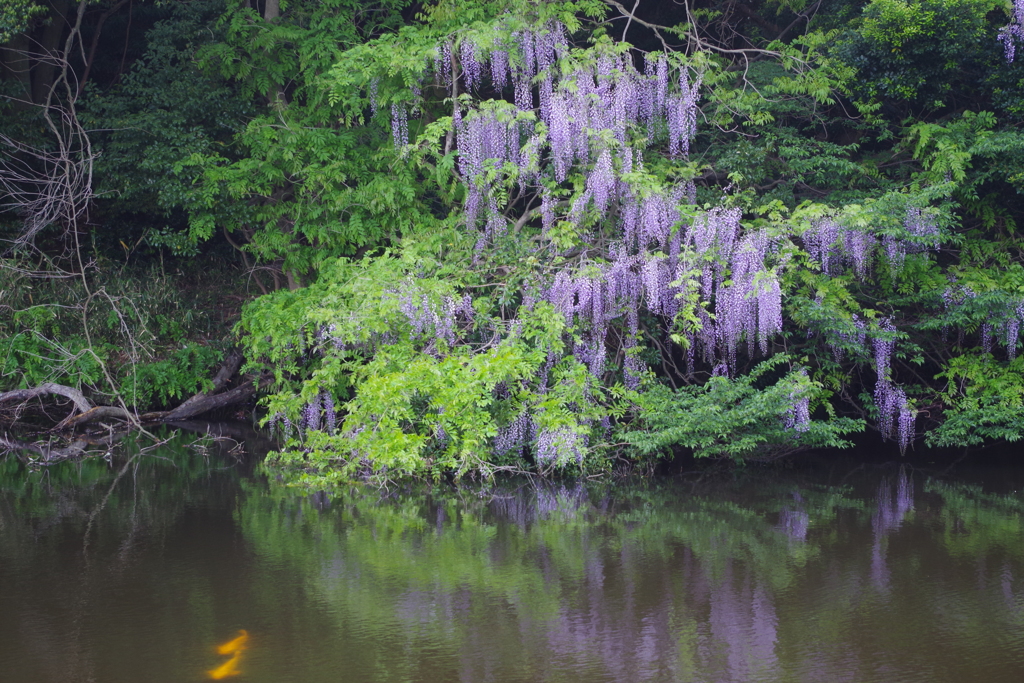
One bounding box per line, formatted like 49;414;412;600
4;0;1024;484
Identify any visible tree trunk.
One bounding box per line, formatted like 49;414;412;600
31;0;72;105
81;0;129;87
262;0;285;108
263;0;280;21
0;31;33;106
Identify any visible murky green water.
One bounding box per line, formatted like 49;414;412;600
2;431;1024;682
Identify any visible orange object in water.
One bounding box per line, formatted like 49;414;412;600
207;652;242;680
216;630;249;656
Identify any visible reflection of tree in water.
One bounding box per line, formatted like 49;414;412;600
0;431;250;683
487;482;589;528
242;482;813;682
870;468;914;590
704;562;779;682
776;491;810;541
234;471;1024;683
9;454;1024;682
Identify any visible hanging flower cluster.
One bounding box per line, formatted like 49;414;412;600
337;17;952;466
870;317;914;451
884;207;940;276
941;279;1024;360
982;301;1024;359
1000;0;1024;62
804;217;874;279
419;20;703;241
802;207;947;450
784;371;812;434
391;279;476;348
539;204;782;384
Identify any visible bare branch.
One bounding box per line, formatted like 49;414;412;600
0;381;93;414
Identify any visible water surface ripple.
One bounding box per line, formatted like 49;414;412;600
2;438;1024;682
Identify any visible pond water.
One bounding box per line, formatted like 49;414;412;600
2;430;1024;682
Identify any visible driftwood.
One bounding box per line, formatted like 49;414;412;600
162;348;245;418
0;432;91;461
0;382;93;414
0;348;267;432
0;429;133;462
59;405;136;430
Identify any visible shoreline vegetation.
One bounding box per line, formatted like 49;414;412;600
6;1;1024;485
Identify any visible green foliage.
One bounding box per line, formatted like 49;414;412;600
927;353;1024;446
836;0;1008;112
1;330;110;392
120;343;222;410
82;0;256;252
0;0;44;44
0;257;240;409
243;233;625;483
176;0;423;280
625;357;863;461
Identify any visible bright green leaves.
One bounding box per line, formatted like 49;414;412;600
906;111;997;185
929;353;1024;446
121;344;222;410
177;1;428;280
858;0;937;50
625;356;863;461
339;322;549;480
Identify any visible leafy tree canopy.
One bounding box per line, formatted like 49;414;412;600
8;0;1024;481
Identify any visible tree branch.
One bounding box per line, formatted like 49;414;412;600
0;382;93;414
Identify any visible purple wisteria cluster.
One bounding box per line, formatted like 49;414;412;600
941;279;1024;359
875;379;913;452
541;204;783;383
495;410;535;459
827;313;866;362
802;209;944;450
454;106;539;229
391;103;409;148
395;279;474;347
804;218;873;279
784;373;811;434
1000;0;1024;62
267;412;294;441
804;208;940;281
420;20;703;238
982;301;1024;359
871;317;914;451
884;207;940;276
296;389;339;435
535;426;586;466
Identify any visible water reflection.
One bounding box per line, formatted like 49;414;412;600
235;473;1024;682
2;447;1024;683
207;652;242;680
871;468;914;590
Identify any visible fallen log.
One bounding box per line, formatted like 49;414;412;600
59;405;136;430
0;348;269;432
164;348;245;418
148;372;272;423
0;382;93;414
